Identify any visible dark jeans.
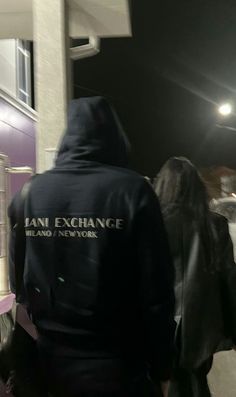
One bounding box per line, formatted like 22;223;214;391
168;356;213;397
38;351;163;397
10;325;48;397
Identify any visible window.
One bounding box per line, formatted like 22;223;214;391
16;40;33;107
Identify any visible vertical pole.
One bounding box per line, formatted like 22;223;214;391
33;0;70;173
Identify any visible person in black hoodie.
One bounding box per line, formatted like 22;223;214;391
9;97;175;397
154;156;236;397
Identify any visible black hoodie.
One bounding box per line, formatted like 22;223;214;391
9;97;175;389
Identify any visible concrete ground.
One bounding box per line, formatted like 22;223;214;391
208;351;236;397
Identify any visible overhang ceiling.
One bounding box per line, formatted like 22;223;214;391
0;0;131;40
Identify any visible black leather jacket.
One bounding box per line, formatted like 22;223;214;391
162;205;236;370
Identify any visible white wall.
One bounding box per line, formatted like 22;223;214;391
0;39;17;97
34;0;68;172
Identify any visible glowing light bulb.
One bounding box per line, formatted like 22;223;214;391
218;103;232;116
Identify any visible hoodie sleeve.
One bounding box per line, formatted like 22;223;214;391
8;191;21;294
133;181;175;381
217;215;236;344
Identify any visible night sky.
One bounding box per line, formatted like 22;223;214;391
73;0;236;177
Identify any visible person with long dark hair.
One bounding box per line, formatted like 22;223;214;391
154;156;236;397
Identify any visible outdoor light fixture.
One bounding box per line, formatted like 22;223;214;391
218;103;232;116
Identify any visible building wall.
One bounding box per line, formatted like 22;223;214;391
0;38;36;197
0;97;36;196
0;40;17;97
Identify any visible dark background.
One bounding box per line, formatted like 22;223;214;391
73;0;236;177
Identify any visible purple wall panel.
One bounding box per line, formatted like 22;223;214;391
0;100;35;139
0;98;36;197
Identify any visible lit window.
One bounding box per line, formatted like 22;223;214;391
16;40;32;107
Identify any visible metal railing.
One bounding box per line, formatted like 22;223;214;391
0;154;33;296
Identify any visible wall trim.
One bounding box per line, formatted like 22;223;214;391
0;88;37;121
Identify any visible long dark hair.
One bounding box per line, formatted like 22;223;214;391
154;157;217;270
